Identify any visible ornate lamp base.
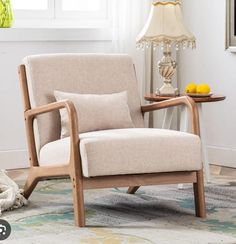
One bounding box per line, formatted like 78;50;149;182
156;84;179;96
156;48;179;97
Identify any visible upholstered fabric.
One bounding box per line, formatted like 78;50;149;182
39;128;202;177
23;54;144;150
54;91;134;137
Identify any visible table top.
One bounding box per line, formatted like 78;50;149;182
144;94;226;103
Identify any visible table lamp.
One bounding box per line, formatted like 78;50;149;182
136;0;196;96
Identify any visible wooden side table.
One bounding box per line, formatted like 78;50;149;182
145;94;226;182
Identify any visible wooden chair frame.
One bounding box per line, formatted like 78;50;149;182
18;64;206;227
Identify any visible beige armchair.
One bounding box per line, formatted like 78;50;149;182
18;54;206;227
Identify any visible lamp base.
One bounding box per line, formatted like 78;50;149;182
156;84;179;96
157;48;179;97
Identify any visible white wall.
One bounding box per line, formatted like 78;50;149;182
0;40;112;169
3;0;236;170
179;0;236;167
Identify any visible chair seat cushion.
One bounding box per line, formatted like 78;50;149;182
39;128;202;177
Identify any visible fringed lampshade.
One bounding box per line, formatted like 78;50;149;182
136;1;196;95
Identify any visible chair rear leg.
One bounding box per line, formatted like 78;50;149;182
24;173;39;199
127;186;140;194
193;169;206;218
71;176;85;227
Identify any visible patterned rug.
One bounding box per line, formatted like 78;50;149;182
2;178;236;244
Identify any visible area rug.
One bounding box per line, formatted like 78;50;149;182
2;178;236;244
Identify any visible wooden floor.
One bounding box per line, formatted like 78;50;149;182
209;165;236;184
211;165;236;177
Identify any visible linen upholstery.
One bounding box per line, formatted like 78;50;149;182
54;90;134;137
39;128;202;177
23;54;144;149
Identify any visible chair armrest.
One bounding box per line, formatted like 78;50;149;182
141;96;200;136
24;100;80;171
25;100;78;137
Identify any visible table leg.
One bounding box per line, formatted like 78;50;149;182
162;108;175;129
161;106;210;186
198;104;210;182
180;106;188;132
178;106;189;189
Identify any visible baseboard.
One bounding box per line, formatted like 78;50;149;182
0;149;29;169
208;146;236;168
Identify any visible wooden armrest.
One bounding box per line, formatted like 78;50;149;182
25;100;76;119
141;96;200;136
24;100;79;168
25;99;79;145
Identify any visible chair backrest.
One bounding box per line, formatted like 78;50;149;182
23;53;144;149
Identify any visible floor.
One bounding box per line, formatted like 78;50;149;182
3;165;236;244
209;165;236;184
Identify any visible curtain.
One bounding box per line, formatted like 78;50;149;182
143;45;164;128
111;0;177;128
111;0;151;94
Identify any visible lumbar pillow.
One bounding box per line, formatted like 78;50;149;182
54;90;134;138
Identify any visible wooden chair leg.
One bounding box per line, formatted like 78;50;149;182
23;173;39;199
127;186;140;194
193;169;206;218
71;176;85;227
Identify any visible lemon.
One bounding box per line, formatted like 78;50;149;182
196;84;211;94
185;83;197;94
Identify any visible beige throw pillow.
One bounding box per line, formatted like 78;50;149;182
54;90;134;138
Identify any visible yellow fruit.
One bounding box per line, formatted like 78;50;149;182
185;83;197;94
196;84;211;94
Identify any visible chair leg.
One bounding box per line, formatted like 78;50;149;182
23;173;39;199
71;176;85;227
193;169;206;218
127;186;140;194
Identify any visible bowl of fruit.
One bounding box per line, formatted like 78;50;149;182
185;83;212;97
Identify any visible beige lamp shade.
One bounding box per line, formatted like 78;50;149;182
136;1;196;49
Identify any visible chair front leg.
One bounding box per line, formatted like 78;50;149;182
69;139;85;227
70;172;85;227
193;169;206;218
